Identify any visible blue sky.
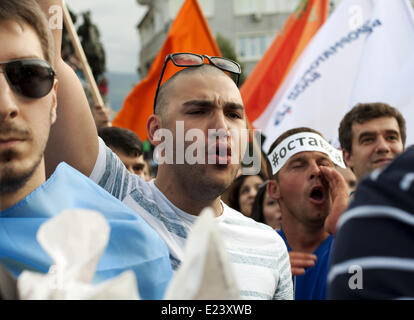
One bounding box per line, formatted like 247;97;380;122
67;0;147;73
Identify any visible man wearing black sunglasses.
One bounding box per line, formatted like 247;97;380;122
41;1;293;299
0;0;173;300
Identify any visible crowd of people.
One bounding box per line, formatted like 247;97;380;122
0;0;413;300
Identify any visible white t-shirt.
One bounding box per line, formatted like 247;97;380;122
90;138;293;300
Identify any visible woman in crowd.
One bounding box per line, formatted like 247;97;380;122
251;182;282;230
226;174;266;217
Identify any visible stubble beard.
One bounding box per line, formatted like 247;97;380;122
0;149;43;194
0;107;53;196
174;161;239;202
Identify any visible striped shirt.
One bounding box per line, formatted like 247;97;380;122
90;138;293;300
327;146;414;299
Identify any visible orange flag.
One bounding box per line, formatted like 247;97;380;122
240;0;329;124
113;0;221;140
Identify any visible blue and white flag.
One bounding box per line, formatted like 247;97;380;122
0;163;173;300
256;0;414;151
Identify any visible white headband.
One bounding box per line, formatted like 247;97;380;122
268;132;346;175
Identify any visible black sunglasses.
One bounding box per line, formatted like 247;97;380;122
0;58;56;99
153;52;241;112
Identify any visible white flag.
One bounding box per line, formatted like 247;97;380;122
256;0;414;152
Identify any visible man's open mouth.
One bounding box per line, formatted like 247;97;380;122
207;143;232;165
309;186;326;204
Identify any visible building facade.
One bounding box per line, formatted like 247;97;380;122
137;0;414;78
137;0;300;77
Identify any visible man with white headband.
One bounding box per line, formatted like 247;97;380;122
266;127;349;299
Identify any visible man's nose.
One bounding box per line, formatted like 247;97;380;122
309;162;322;180
375;135;391;153
0;73;19;121
209;111;231;142
211;110;230;132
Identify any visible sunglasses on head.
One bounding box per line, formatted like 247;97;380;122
0;58;56;99
153;52;241;112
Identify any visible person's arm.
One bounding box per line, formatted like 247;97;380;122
38;0;99;178
273;246;294;300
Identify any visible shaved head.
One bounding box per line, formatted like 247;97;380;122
155;64;234;121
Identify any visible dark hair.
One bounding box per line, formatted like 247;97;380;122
0;0;55;66
267;127;323;179
250;182;267;224
98;126;143;157
339;102;406;153
226;173;266;212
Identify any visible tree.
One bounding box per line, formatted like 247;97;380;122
61;7;77;60
61;8;107;108
77;11;106;81
62;8;106;82
215;33;246;86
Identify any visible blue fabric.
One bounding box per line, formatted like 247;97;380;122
278;228;333;300
0;162;172;300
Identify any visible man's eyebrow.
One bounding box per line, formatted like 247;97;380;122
182;100;215;108
318;155;334;164
384;129;400;136
287;156;307;164
182;100;244;111
288;154;331;164
358;131;376;140
224;102;245;111
358;129;400;140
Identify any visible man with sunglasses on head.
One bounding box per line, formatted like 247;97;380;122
42;4;293;300
0;0;173;299
96;57;293;300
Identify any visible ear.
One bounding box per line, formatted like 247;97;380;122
50;79;58;124
342;149;353;170
147;114;162;146
267;179;281;201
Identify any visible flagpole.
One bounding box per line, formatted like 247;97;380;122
61;1;105;108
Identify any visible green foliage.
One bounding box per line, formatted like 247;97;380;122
61;7;77;60
77;11;106;81
215;33;246;86
62;7;106;82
